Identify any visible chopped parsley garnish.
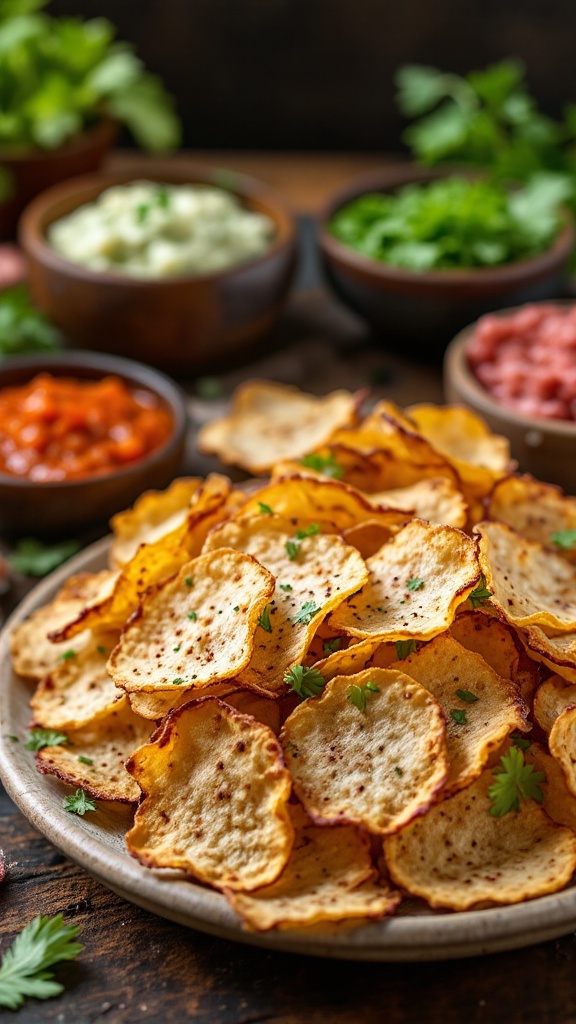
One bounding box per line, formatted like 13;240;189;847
285;523;320;561
450;709;467;725
172;677;184;685
173;645;181;652
292;600;321;625
551;530;576;550
61;649;76;661
283;664;326;700
8;538;81;577
468;575;493;609
136;202;150;223
156;185;170;209
257;606;272;633
187;611;197;621
394;766;404;777
257;502;274;515
394;639;416;660
97;646;107;656
299;452;344;480
78;755;93;766
185;577;193;588
0;913;83;1011
63;789;96;816
25;730;68;752
488;747;545;817
7;735;19;743
348;680;380;712
455;688;479;704
406;577;424;591
511;733;532;751
279;583;293;592
233;605;240;612
323;637;342;655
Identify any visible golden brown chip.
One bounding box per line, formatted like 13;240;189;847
368;477;467;530
281;667;449;835
31;631;122;731
450;610;520;681
226;804;399;931
476;521;576;632
125;697;294;891
9;573;112;680
109;477;203;569
520;741;576;834
312;638;383;682
36;696;152;802
127;682;239;721
406;403;510;474
108;549;275;693
520;625;576;684
198;380;360;474
391;635;529;796
204;514;368;696
487;473;576;564
239;475;408;535
533;675;576;734
329;518;480;642
341;520;399;560
549;707;576;799
224;691;282;735
383;768;576;910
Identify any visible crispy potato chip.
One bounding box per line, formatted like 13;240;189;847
533;676;576;734
549;707;576;799
36;696;152;802
487;473;576;564
341;520;399;560
108;549;275;693
384;768;576;910
450;610;520;682
128;681;239;721
406;403;510;476
9;573;113;680
55;475;233;641
281;667;449;835
31;631;122;731
226;804;399;931
329;518;480;642
125;697;294;890
392;635;529;795
368;477;467;529
198;380;360;474
109;478;203;569
476;521;576;632
240;475;408;535
204;514;368;696
521;626;576;684
312;638;383;682
224;690;282;735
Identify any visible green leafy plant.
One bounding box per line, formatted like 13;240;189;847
283;664;326;700
8;537;81;576
488;746;545;816
0;286;61;357
0;913;82;1010
0;0;180;152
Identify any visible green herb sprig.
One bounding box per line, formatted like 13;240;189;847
0;914;82;1010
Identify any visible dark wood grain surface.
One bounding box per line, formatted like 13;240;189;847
2;156;576;1024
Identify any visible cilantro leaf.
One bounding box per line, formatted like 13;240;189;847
406;577;424;591
63;789;96;816
8;538;81;577
295;523;321;540
348;680;380;712
299;452;344;480
0;913;82;1011
285;540;300;561
257;502;274;515
61;649;76;661
25;729;68;752
455;688;479;703
450;709;467;725
394;639;416;660
279;583;293;592
286;523;321;560
468;575;493;609
283;664;326;700
322;637;342;655
551;530;576;550
257;605;272;633
292;600;321;625
488;747;545;817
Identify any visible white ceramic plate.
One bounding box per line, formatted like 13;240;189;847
2;538;576;961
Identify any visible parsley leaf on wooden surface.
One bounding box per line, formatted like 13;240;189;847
0;914;82;1011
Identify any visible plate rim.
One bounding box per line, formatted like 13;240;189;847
2;537;576;961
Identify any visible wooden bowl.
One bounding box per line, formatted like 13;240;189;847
0;350;188;537
19;166;297;374
318;165;575;361
444;306;576;493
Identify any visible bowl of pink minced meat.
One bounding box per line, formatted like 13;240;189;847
444;302;576;493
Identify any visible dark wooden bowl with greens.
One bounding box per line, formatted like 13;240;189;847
318;165;574;360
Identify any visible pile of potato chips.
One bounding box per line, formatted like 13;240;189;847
12;380;576;932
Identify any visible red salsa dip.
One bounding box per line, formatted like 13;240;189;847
0;373;173;482
467;304;576;422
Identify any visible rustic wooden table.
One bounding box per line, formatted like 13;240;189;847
1;154;576;1024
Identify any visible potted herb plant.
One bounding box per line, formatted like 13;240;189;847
0;0;181;237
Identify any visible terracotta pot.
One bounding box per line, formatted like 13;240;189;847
0;119;118;240
318;165;575;361
19;165;297;374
